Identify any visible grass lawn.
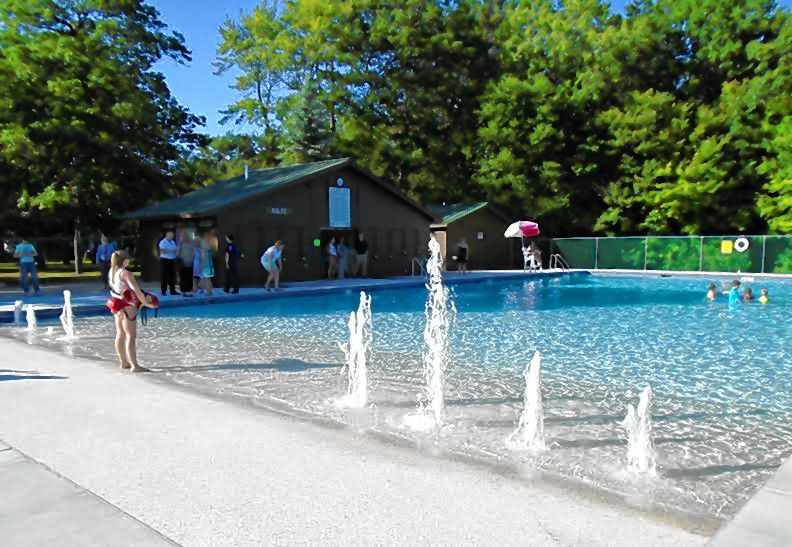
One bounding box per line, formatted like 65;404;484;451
0;262;138;283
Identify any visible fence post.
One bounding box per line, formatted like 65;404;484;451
594;237;599;269
643;237;648;270
698;236;704;272
761;236;767;274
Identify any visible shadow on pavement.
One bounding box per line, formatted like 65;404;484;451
0;369;67;382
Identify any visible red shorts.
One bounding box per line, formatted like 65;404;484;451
106;289;141;315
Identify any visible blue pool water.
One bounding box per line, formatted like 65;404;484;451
11;272;792;524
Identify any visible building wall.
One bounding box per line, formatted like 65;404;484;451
443;208;514;270
137;166;433;285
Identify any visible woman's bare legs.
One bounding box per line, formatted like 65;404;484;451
114;313;130;369
273;268;280;289
201;277;213;296
121;307;149;372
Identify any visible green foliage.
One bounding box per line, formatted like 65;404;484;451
0;0;204;233
279;77;335;163
172;133;280;192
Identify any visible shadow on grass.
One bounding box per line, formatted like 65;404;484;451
158;358;339;374
0;369;67;382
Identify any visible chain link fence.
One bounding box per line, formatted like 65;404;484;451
551;236;792;274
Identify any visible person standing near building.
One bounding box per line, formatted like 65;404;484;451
158;230;178;296
337;237;348;279
176;231;195;297
224;234;241;294
261;240;284;290
95;234;116;291
354;232;369;277
192;235;203;295
199;237;215;296
14;236;40;295
327;237;338;279
456;238;469;273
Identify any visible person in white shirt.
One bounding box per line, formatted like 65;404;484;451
261;240;285;290
158;230;178;296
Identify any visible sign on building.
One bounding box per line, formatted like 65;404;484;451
329;187;351;228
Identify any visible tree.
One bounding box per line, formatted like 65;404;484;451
279;77;335;163
0;0;204;270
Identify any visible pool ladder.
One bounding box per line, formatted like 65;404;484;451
549;253;570;272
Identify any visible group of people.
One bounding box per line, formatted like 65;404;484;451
707;280;770;305
325;233;369;279
156;231;371;293
157;230;242;297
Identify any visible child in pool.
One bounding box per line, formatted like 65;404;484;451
706;283;717;301
726;280;742;306
758;288;769;304
743;287;755;302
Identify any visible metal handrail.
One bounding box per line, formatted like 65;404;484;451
411;256;427;276
549;253;569;272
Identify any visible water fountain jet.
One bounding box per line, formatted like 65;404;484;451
25;305;37;331
622;385;657;475
13;300;24;325
59;290;76;340
404;235;455;432
334;291;373;408
506;351;546;451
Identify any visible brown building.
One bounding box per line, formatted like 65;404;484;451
428;202;516;270
126;158;436;284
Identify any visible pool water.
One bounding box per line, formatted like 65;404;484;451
10;273;792;524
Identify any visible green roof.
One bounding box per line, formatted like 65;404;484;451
126;157;352;219
428;202;489;224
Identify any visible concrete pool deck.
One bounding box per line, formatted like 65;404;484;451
0;269;573;323
709;456;792;546
0;338;705;546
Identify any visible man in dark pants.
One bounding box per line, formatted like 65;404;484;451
224;234;241;293
176;230;195;297
158;230;178;295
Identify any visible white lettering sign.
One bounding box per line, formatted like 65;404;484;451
268;207;290;215
329;187;351;228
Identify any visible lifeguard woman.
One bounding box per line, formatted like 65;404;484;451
106;250;157;372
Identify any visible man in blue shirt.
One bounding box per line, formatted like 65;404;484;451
13;236;40;295
95;234;116;290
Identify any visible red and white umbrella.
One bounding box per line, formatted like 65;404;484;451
504;221;540;238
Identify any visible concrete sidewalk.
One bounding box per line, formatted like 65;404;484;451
0;441;172;546
0;338;703;546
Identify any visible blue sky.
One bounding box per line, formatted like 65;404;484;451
150;0;789;136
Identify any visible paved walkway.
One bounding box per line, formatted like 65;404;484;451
0;338;702;546
0;441;172;546
0;270;569;323
709;456;792;546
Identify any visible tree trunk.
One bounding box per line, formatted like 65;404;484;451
73;223;82;274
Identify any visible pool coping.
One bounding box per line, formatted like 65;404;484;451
578;268;792;280
708;455;792;546
0;269;580;323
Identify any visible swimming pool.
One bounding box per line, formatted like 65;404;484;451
9;272;792;525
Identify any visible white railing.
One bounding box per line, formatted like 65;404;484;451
549;253;569;272
411;256;428;276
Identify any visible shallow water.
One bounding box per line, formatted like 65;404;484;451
8;273;792;522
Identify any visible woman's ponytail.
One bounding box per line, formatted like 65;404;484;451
109;250;129;283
